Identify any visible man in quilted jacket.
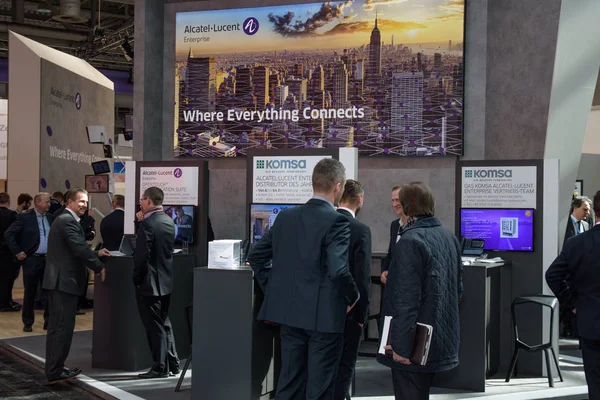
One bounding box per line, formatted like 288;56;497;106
377;182;463;399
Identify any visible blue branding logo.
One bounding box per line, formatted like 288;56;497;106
174;168;183;178
75;93;81;110
243;17;259;35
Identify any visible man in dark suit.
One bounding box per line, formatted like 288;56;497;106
560;196;591;338
5;192;55;331
564;196;591;248
381;185;407;285
42;188;109;384
547;189;600;400
134;187;180;379
0;192;19;312
100;194;125;251
248;158;359;400
334;180;372;400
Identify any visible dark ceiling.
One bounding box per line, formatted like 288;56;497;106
0;0;134;71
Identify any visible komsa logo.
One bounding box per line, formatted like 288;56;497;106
468;169;513;178
243;17;259;35
262;159;306;169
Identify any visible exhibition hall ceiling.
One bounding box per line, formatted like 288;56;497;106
0;0;134;71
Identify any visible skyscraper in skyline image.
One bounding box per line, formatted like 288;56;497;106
391;72;424;153
367;16;382;88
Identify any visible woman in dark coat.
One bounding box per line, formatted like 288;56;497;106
377;182;463;399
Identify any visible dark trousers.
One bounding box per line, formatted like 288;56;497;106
45;289;78;380
391;369;435;400
581;338;600;400
276;325;343;400
333;319;363;400
0;253;18;307
22;257;48;326
135;292;179;373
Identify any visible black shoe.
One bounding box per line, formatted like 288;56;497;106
43;323;48;330
169;366;181;376
10;301;22;310
138;370;169;379
63;367;82;374
76;309;86;316
48;369;81;385
23;325;32;332
0;305;19;312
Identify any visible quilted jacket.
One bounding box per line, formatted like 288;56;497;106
377;216;463;373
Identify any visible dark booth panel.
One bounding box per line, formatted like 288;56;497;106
92;255;195;371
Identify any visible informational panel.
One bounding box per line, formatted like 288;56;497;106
139;166;199;205
0;99;6;180
252;155;331;204
174;1;465;158
461;166;537;209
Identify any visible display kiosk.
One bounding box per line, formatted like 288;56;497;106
92;254;196;371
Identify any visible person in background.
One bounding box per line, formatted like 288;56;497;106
49;192;64;215
248;158;359;399
42;188;109;384
564;197;591;248
134;187;180;379
0;193;19;312
100;195;125;251
334;179;372;400
546;190;600;400
560;196;591;338
52;192;68;217
378;182;462;400
16;193;33;213
381;185;408;285
5;193;54;332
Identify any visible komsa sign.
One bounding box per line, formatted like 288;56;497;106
466;169;513;179
258;159;307;170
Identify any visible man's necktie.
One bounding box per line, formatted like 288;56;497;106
40;215;47;237
577;220;583;234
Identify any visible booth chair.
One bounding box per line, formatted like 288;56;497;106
505;294;563;387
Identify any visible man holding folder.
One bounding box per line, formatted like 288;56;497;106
248;158;359;400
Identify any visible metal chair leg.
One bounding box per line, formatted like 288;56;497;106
505;348;519;382
544;349;554;388
175;348;192;392
551;347;563;382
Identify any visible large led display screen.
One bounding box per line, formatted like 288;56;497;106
174;0;464;157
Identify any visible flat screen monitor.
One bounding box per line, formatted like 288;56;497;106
163;205;195;244
85;175;109;193
250;204;299;243
91;160;110;175
460;208;534;252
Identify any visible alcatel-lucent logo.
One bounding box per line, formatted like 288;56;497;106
243;17;259;35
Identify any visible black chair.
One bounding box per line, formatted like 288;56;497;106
175;303;193;392
505;294;563;387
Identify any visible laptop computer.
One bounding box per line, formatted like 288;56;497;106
109;234;137;256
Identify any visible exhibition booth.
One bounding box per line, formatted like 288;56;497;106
2;0;600;398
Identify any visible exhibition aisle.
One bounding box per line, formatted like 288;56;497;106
0;332;589;400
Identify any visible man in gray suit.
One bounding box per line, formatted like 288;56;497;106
248;158;359;400
134;187;180;379
42;188;110;384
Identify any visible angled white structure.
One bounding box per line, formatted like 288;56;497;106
7;31;114;202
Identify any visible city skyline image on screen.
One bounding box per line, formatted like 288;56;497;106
174;0;464;157
460;209;535;252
